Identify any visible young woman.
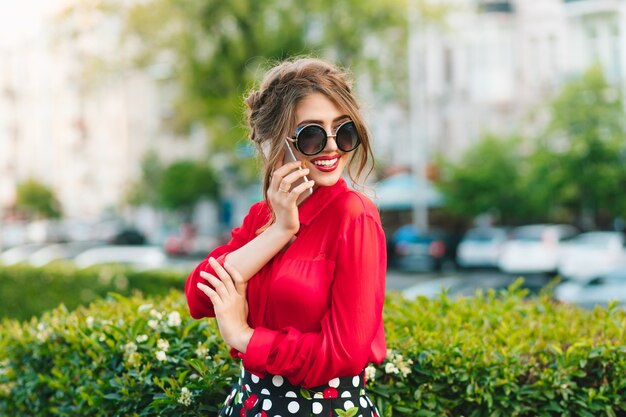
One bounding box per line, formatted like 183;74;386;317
185;58;386;417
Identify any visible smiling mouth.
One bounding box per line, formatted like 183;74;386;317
312;157;339;167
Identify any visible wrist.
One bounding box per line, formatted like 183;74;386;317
267;223;297;242
233;326;254;353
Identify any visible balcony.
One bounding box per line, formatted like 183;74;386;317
562;0;620;17
478;1;514;13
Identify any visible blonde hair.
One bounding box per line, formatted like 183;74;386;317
245;57;375;232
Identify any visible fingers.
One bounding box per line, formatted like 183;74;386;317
278;167;310;193
271;161;302;189
224;261;247;295
290;178;315;196
208;257;237;294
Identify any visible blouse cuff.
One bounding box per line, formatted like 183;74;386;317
243;327;277;372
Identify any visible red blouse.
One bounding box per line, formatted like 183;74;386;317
185;178;387;388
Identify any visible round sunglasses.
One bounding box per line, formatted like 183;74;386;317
286;120;361;156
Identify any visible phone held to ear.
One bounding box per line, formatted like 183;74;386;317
283;139;313;206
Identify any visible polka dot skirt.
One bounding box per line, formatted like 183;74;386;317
218;366;381;417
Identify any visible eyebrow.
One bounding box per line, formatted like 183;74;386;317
296;115;351;127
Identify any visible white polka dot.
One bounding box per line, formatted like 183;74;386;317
241;367;245;378
328;377;340;388
226;406;232;415
236;392;243;403
261;388;270;395
344;400;355;410
251;374;260;383
312;402;323;414
341;391;352;398
313;392;324;399
352;376;360;387
360;397;368;407
244;384;251;392
262;399;272;410
288;401;300;413
272;375;284;387
285;391;297;398
366;397;373;407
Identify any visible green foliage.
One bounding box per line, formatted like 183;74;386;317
534;65;626;224
126;151;164;207
1;281;626;416
436;134;538;224
159;160;219;212
0;264;185;322
15;179;62;219
437;66;626;226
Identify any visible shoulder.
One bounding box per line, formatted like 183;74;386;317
330;188;381;223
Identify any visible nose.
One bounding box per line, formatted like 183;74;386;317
322;133;339;152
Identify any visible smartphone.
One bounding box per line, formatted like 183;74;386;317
283;139;313;205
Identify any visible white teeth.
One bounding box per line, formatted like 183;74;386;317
313;158;338;167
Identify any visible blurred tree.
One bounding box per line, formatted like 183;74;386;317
126;150;164;207
159;160;219;217
15;179;62;219
436;134;535;225
56;0;446;182
534;65;626;228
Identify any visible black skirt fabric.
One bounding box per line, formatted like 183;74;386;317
218;366;381;417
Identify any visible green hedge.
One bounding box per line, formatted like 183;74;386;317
1;283;625;416
0;264;186;321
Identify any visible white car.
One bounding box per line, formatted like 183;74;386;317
28;242;101;267
558;232;626;282
73;246;167;270
0;243;48;266
456;227;508;268
498;224;578;274
554;266;626;309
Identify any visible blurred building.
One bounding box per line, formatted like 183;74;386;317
398;0;626;164
0;3;207;219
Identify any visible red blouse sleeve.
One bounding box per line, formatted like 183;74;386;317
185;202;266;319
243;206;387;387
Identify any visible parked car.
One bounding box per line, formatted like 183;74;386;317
0;243;49;266
390;225;460;273
498;224;578;275
554;266;626;309
557;232;626;282
73;246;167;270
28;241;102;267
456;227;508;269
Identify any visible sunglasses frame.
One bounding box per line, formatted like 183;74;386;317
286;120;361;156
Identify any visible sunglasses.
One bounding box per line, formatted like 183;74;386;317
286;120;361;156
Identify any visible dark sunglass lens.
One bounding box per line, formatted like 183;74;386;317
297;125;326;155
336;122;360;152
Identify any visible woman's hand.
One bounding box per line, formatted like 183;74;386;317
268;157;315;234
196;257;253;353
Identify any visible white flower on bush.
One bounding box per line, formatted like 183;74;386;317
123;342;137;356
178;387;193;406
155;350;167;362
195;343;209;359
98;333;106;342
384;349;414;377
365;365;377;381
127;351;141;367
167;311;182;327
147;320;159;330
86;316;94;328
138;303;153;313
150;309;163;320
136;334;148;343
157;338;170;352
35;323;50;341
385;362;400;375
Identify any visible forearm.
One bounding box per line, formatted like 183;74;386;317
224;224;295;282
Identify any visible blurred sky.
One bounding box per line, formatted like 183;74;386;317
0;0;63;47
